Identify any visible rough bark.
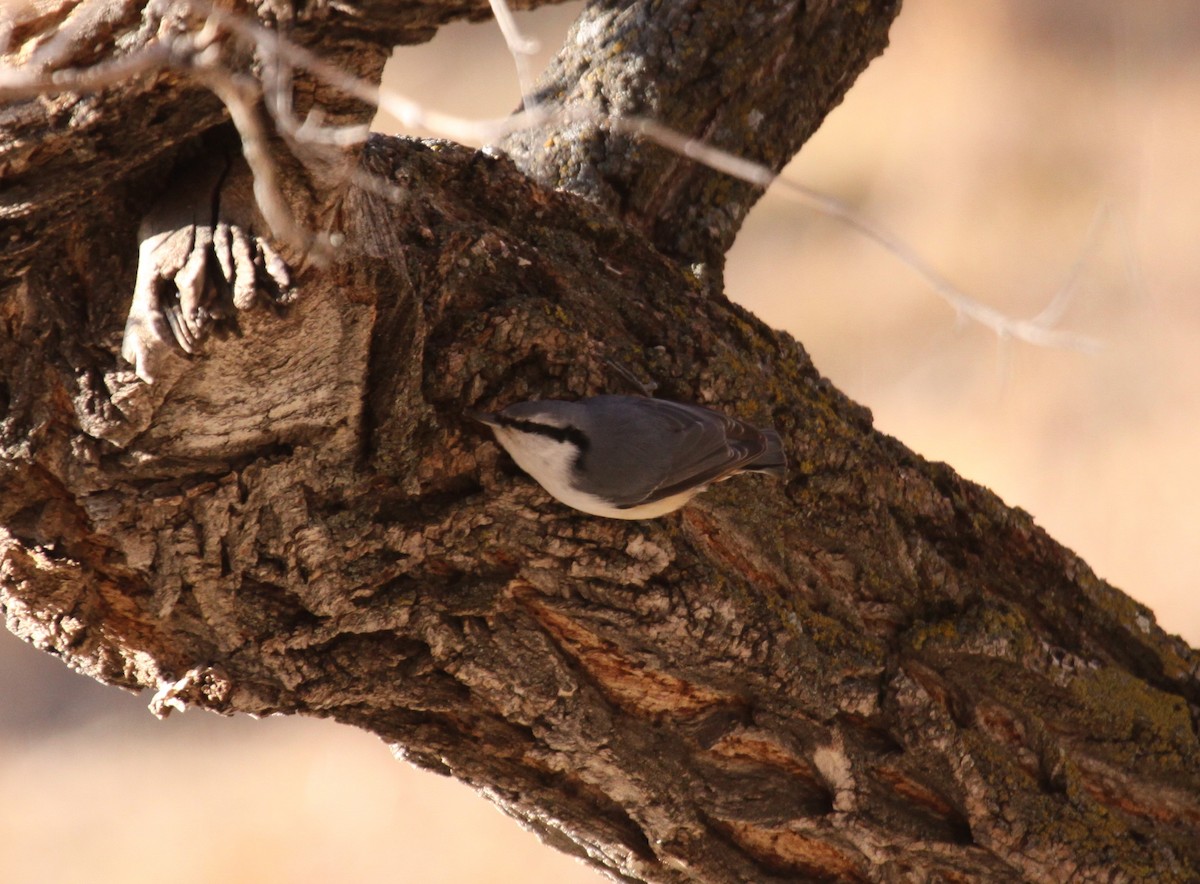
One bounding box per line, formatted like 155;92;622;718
502;0;897;277
3;2;1200;882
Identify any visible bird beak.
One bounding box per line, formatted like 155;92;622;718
465;409;499;426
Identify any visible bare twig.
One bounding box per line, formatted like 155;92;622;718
618;117;777;188
258;35;370;148
209;6;553;146
1029;203;1110;330
0;10;306;252
769;176;1102;352
0;40;174;100
1;0;1102;354
554;116;1099;352
191;61;307;251
488;0;540;110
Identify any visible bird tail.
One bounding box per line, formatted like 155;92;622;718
745;429;787;478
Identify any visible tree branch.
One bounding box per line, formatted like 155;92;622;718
501;0;902;278
2;2;1199;882
0;0;571;265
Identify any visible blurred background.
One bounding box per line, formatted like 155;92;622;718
3;1;1197;881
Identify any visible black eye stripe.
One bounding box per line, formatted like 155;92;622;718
495;415;590;452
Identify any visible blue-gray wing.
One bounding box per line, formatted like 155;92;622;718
582;397;781;509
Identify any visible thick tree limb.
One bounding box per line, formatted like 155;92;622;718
501;0;901;278
2;1;1199;882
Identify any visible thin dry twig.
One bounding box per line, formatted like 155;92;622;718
0;10;306;252
599;117;1101;352
488;0;540;110
768;176;1102;352
209;6;553;145
191;61;307;251
252;23;369;150
1;0;1101;353
0;39;174;100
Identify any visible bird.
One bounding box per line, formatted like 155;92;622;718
469;394;786;519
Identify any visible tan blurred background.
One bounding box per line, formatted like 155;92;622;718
3;2;1197;881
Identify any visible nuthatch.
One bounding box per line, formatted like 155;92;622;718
470;395;786;519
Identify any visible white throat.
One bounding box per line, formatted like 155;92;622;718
491;426;614;514
490;425;701;519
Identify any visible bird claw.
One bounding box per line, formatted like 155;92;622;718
120;155;294;384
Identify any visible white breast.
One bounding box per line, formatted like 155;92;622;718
491;426;701;519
